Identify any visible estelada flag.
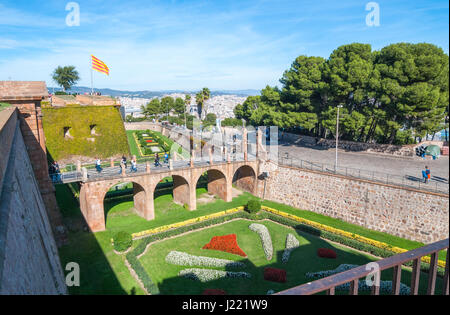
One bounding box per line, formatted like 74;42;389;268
91;55;109;75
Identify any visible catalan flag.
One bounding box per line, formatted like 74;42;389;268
91;55;109;75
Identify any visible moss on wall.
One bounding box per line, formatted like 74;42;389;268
42;106;130;160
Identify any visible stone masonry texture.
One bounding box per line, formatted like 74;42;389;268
258;161;449;244
0;110;67;294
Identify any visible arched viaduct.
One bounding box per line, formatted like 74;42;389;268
79;160;259;232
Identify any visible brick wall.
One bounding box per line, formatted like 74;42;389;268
259;161;449;244
0;110;67;294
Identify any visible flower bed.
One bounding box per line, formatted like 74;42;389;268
202;234;247;257
282;233;300;263
165;251;245;269
264;267;286;283
306;264;411;295
317;248;337;259
249;223;273;260
203;289;227;295
132;207;243;239
179;268;251;282
262;206;447;268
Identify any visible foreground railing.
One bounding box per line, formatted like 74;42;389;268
278;156;449;194
276;238;449;295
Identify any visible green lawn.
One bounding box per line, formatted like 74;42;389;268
138;219;443;295
104;187;255;235
0;102;11;112
55;183;446;295
262;200;447;261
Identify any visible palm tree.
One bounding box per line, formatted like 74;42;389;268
184;94;191;128
52;66;80;92
196;87;210;119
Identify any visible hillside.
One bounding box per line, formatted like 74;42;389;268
42;106;130;161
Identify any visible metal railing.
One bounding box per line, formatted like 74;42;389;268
276;238;449;295
279;156;449;194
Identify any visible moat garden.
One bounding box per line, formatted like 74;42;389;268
55;177;446;295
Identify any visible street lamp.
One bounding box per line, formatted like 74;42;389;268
335;104;344;170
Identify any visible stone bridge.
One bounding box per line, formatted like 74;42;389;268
79;159;260;232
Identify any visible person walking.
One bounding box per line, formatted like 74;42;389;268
122;155;128;169
119;157;126;174
425;166;431;184
164;152;169;164
131;158;137;173
95;158;103;173
53;161;61;182
154;153;161;167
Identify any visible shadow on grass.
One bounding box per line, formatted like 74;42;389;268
55;184;130;295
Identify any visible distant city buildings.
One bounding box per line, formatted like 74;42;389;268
119;94;247;120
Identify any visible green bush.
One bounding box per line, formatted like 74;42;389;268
245;199;261;214
113;231;133;252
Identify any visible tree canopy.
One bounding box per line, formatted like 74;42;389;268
52;66;80;92
235;43;449;144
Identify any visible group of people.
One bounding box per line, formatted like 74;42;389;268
49;161;61;182
154;152;169;167
93;153;170;174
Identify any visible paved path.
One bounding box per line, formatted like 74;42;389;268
276;142;449;193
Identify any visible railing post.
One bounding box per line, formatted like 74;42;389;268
146;161;151;174
169;159;173;171
82;167;88;181
121;163;126;177
427;252;438;295
190;150;195;168
392;265;402;295
349;279;358;295
410;258;421;295
110;157;114;168
443;250;449;295
76;160;81;172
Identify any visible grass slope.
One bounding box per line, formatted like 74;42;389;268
42;106;129;160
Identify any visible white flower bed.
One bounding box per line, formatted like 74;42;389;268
306;264;411;295
166;251;245;269
249;223;273;260
282;234;300;263
179;268;251;282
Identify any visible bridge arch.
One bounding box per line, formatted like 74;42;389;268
150;173;193;211
194;168;232;203
232;165;257;194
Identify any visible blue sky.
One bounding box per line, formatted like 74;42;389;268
0;0;448;91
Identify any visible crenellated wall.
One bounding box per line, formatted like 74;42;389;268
0;108;67;294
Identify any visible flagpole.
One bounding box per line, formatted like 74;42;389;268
90;55;94;96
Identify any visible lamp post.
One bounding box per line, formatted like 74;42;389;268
335;104;343;170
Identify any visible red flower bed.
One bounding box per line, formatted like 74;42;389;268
202;234;247;257
146;140;153;143
317;248;337;259
202;289;227;295
264;267;286;283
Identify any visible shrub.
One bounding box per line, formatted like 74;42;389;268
249;223;273;260
264;267;286;283
203;289;227;295
179;268;251;282
202;234;247;257
113;231;132;252
165;251;245;269
245;199;261;214
317;248;337;259
282;233;300;263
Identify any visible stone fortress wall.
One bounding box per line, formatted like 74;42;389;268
257;160;449;244
0;108;67;294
